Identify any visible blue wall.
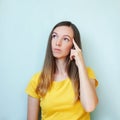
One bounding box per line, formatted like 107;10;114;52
0;0;120;119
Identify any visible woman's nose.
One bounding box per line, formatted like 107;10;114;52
56;39;62;46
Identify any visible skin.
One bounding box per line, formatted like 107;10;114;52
51;26;73;60
27;96;40;120
27;26;98;120
51;26;74;80
71;39;98;112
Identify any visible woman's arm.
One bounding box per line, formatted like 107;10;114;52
70;40;98;112
77;62;98;112
27;95;40;120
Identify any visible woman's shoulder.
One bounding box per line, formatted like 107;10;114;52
25;71;42;98
86;66;98;87
86;66;95;75
26;71;42;88
86;66;96;79
32;71;41;78
86;66;93;70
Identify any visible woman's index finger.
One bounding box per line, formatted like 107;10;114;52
73;39;80;50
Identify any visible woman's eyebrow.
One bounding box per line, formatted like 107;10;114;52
52;32;73;40
64;35;72;39
52;32;57;34
63;35;73;41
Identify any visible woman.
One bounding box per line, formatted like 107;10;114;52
26;21;98;120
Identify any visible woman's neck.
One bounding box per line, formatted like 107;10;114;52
54;59;68;81
55;59;67;74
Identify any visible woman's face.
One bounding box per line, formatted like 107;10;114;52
51;26;74;60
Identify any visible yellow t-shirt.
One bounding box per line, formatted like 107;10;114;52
26;67;98;120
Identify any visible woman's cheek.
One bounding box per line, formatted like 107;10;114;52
65;45;72;54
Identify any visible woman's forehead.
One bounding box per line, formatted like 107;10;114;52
53;26;74;37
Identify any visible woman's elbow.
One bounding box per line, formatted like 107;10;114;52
84;98;99;112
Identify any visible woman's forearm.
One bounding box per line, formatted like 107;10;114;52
78;59;98;112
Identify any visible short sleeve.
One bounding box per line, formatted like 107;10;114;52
86;67;98;87
25;72;41;99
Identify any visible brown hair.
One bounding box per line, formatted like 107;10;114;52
36;21;82;101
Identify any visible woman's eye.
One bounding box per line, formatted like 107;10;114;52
52;34;57;39
64;38;70;42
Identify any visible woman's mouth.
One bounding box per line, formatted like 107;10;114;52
53;48;61;53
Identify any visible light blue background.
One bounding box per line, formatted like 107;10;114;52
0;0;120;120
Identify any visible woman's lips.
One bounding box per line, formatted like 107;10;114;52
53;48;61;53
